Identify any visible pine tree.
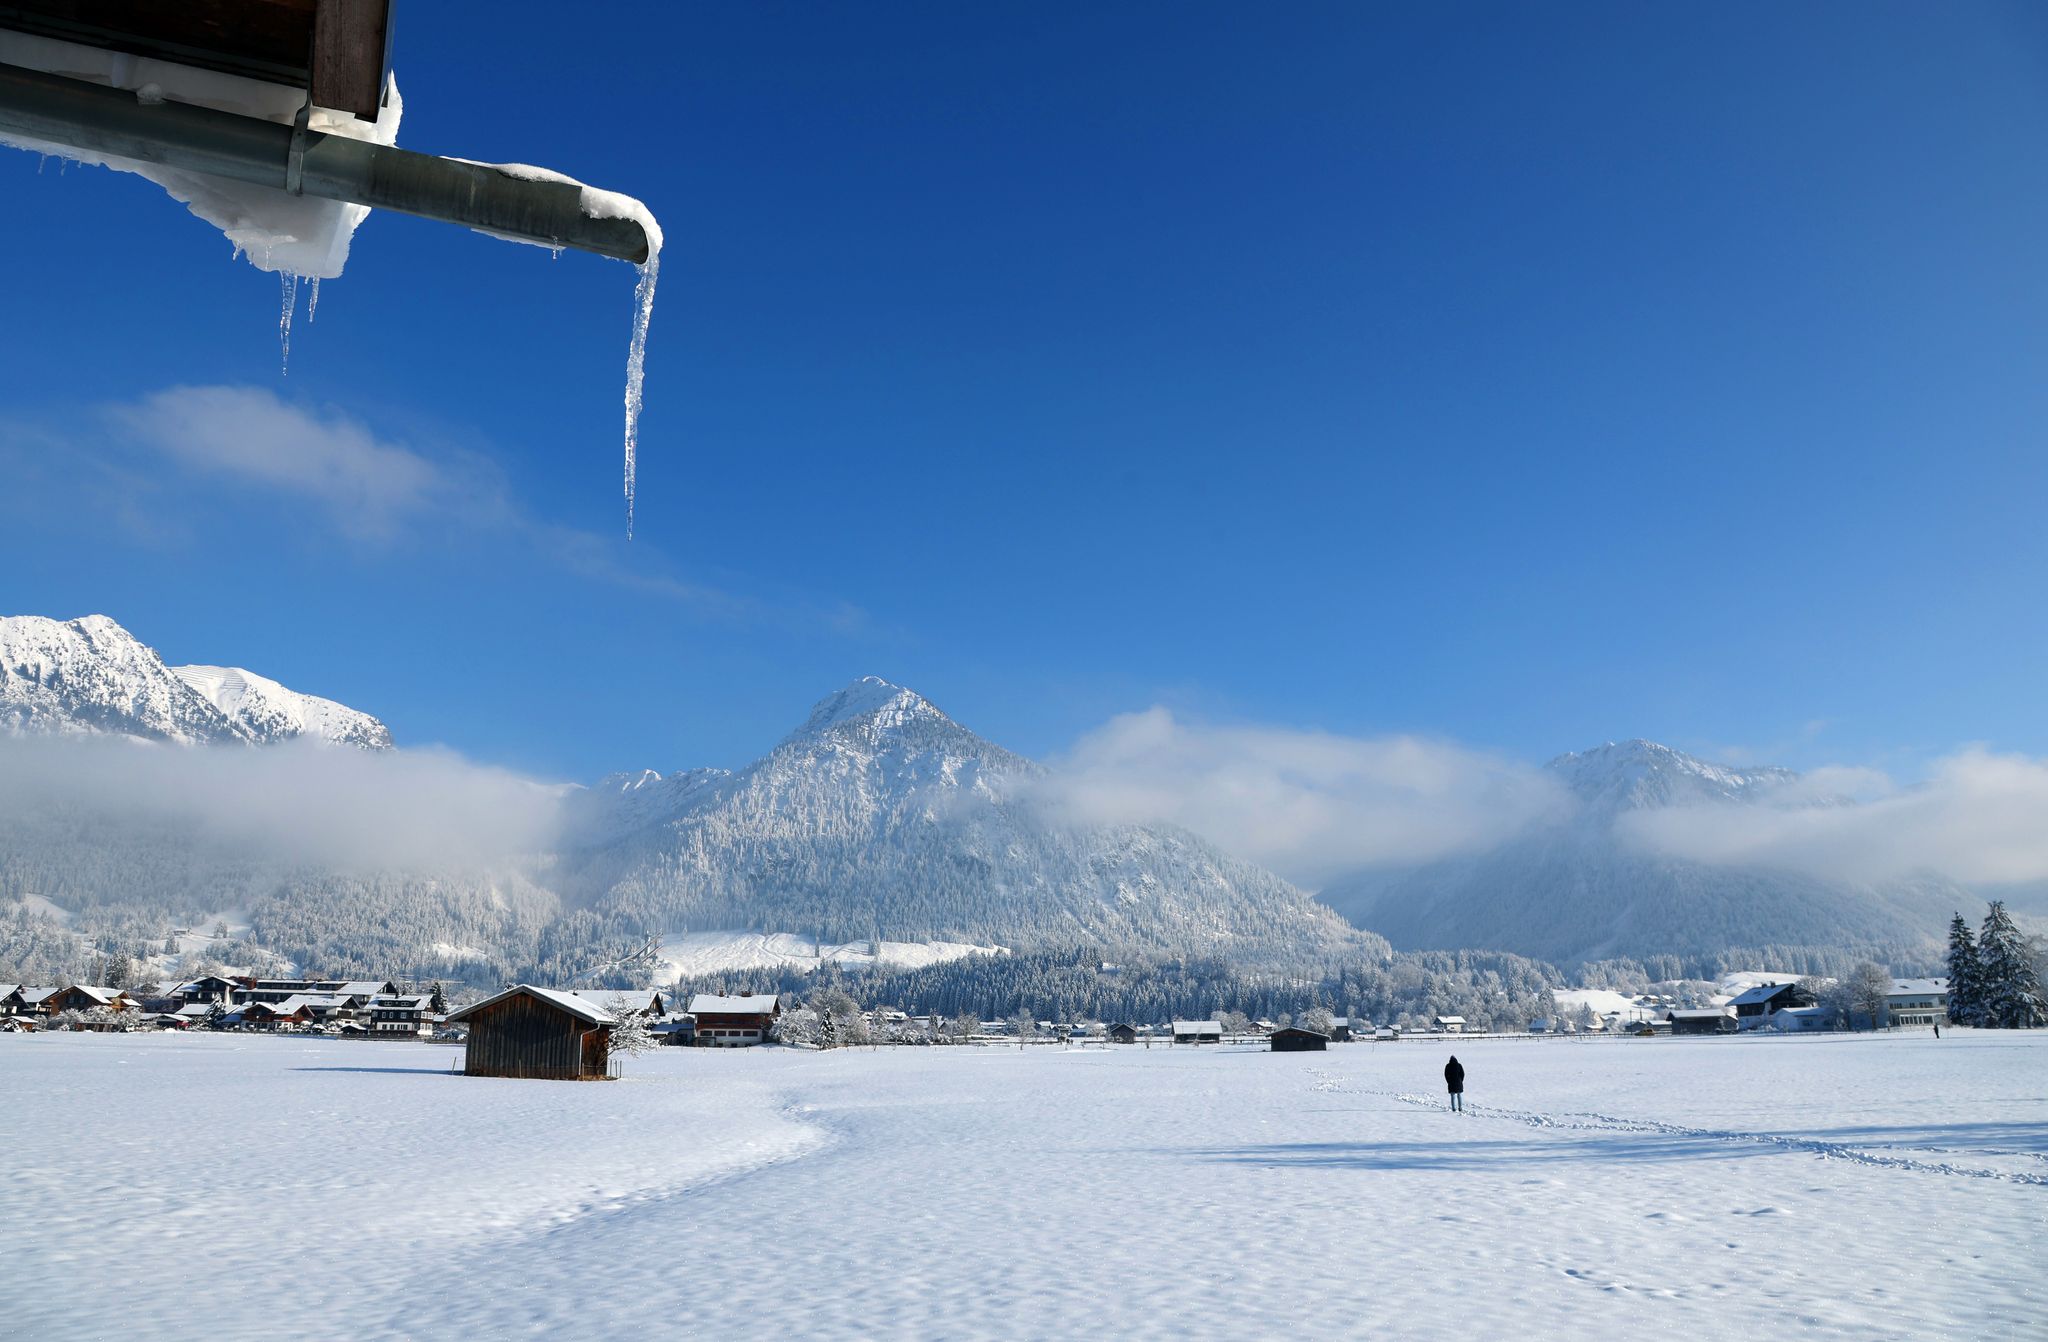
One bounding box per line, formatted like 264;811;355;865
1978;902;2047;1029
1945;912;1983;1027
429;982;447;1014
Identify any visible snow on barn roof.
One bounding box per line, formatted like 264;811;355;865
1171;1020;1224;1034
690;994;780;1014
567;989;661;1013
446;985;615;1026
1668;1008;1735;1019
1889;978;1947;996
1435;1016;1466;1025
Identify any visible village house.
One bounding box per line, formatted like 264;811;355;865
1728;981;1813;1027
367;994;431;1036
1666;1007;1738;1035
689;993;782;1047
173;975;238;1006
0;984;32;1016
1270;1026;1328;1052
42;985;136;1017
1767;1005;1830;1032
1887;979;1949;1028
1434;1016;1466;1033
1171;1020;1223;1045
448;985;615;1080
230;978;398;1006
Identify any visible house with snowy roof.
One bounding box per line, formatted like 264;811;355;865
689;993;782;1046
1665;1007;1738;1035
0;985;29;1016
1171;1020;1223;1044
1886;979;1948;1028
1728;981;1813;1026
1434;1016;1467;1033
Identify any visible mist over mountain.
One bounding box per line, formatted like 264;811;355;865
1315;739;1966;966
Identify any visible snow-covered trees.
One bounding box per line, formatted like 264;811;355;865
1299;1006;1335;1036
1945;913;1983;1026
603;994;655;1059
1846;963;1894;1029
1976;902;2047;1029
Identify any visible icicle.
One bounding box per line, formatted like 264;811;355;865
278;273;298;376
621;252;658;539
306;277;320;325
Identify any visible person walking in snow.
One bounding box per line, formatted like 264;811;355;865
1444;1055;1465;1112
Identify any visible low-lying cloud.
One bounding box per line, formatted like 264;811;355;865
1043;708;1571;888
1621;746;2048;887
0;733;564;872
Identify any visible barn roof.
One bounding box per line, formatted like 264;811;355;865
1728;982;1802;1007
1272;1026;1329;1038
1171;1020;1223;1034
1667;1008;1734;1020
690;994;780;1014
447;985;614;1026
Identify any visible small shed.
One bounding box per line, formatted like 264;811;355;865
1107;1023;1139;1045
1327;1017;1354;1043
1270;1026;1328;1052
448;985;614;1080
1171;1020;1223;1045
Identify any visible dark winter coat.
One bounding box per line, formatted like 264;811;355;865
1444;1057;1465;1094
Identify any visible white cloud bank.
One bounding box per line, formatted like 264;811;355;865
1620;746;2048;887
1043;708;1571;888
0;733;564;872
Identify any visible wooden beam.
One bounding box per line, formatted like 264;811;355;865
310;0;389;120
0;1;317;86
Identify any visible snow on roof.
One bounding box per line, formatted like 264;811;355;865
568;989;661;1013
1171;1020;1224;1034
689;994;780;1014
1728;982;1802;1007
446;985;614;1027
1435;1016;1466;1024
273;995;347;1014
1667;1008;1735;1019
66;985;124;1006
0;984;20;999
336;981;396;996
1889;978;1947;996
173;1004;214;1018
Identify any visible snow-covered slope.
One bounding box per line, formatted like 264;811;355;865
1318;739;1961;965
562;677;1376;967
172;665;392;749
0;614;388;748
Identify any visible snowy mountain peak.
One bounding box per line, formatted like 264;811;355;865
171;665;392;750
1545;739;1796;813
1;613;388;749
786;676;959;746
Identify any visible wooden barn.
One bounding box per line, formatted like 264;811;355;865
689;993;782;1047
1270;1026;1329;1052
1107;1023;1139;1045
447;986;615;1080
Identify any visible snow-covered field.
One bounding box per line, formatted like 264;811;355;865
3;1030;2042;1339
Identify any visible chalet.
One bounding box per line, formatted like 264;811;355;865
1729;981;1813;1026
230;978;398;1006
1666;1008;1737;1035
1270;1026;1328;1052
1171;1020;1223;1045
1434;1016;1466;1034
241;1001;314;1031
448;985;614;1081
43;985;135;1017
689;993;782;1047
172;975;237;1006
1887;979;1949;1028
1107;1023;1139;1045
367;994;430;1036
0;985;30;1016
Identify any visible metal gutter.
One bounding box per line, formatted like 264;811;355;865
0;60;650;263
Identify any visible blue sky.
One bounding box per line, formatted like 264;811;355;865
4;1;2047;783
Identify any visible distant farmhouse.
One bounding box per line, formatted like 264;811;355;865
1729;981;1814;1027
690;993;782;1047
1171;1020;1223;1045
